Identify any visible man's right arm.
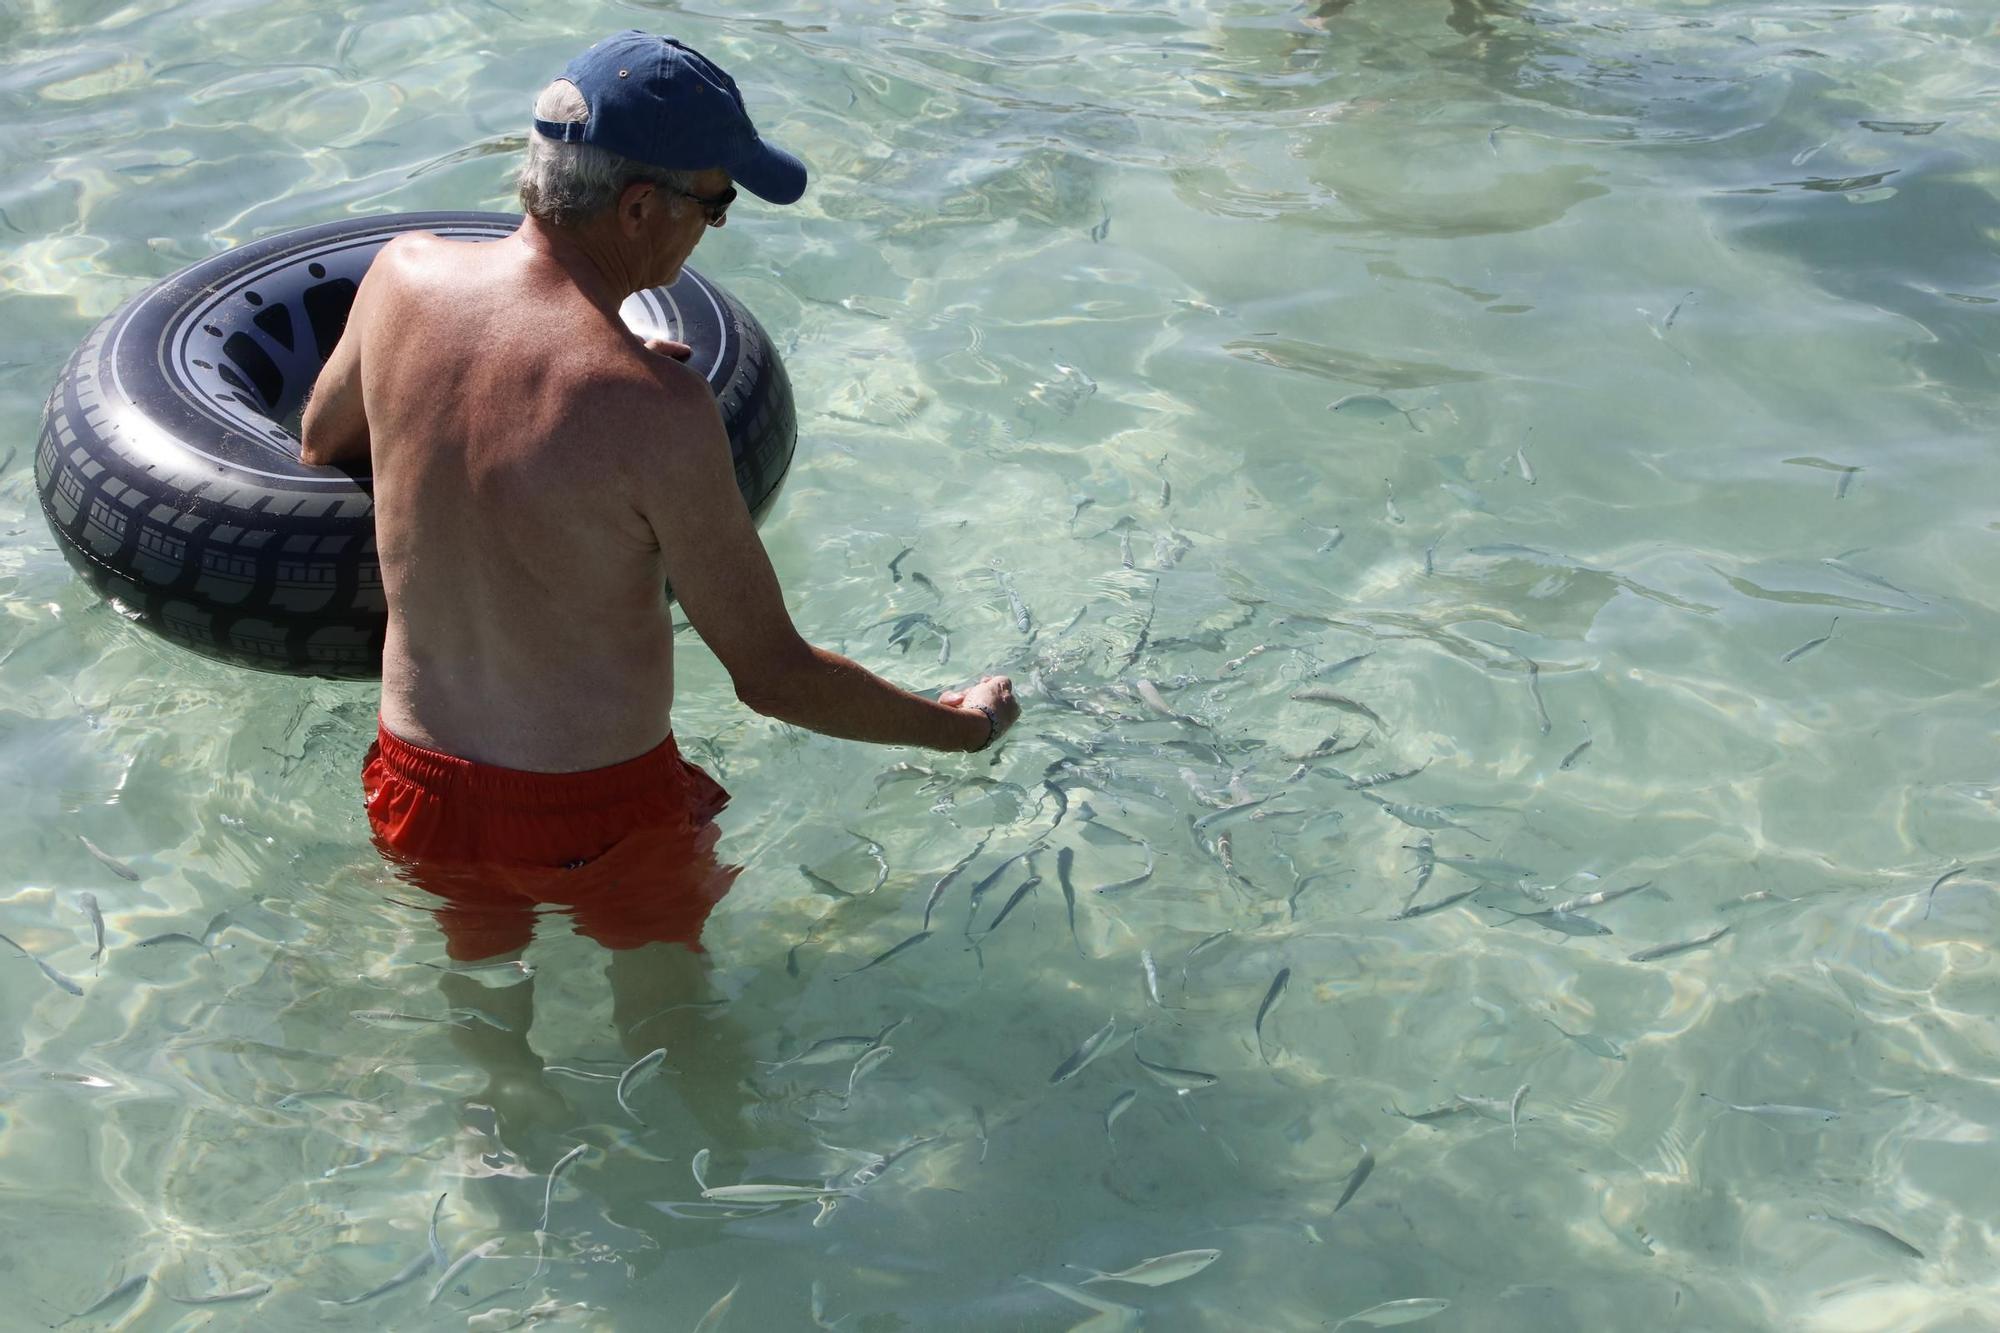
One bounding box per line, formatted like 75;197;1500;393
631;368;1015;752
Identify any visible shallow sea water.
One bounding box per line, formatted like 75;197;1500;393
4;0;2000;1329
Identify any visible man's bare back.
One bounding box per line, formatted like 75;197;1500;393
336;230;689;771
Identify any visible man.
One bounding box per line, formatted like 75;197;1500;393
300;31;1019;966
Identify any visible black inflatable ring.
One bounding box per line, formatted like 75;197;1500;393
35;210;796;679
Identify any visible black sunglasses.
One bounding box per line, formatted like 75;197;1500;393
672;184;736;226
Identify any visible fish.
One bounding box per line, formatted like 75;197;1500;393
334;1251;432;1305
966;850;1035;917
1074;1249;1221;1287
415;957;534;987
700;1183;855;1205
888;546;912;582
1140;949;1166;1009
973;1104;990;1163
1041;780;1070;833
1332;1142;1374;1213
135;932;204;949
1093;854;1157;896
350;1009;470;1030
1807;1211;1924;1259
1068;497;1095;530
922;833;992;931
1719;889;1790;913
850;1133;941;1187
1822;551;1924;603
170;1282;272;1305
1316;524;1346;554
838;929;934;979
846;829;890;893
1923;865;1967;920
1385;1100;1470;1125
980;877;1039;937
1486;905;1612;938
535;1143;588;1252
1402;837;1435;910
1133;1046;1219;1094
1836;466;1858;499
692;1279;741;1332
1423;533;1441;576
1290;689;1385;727
1313;651;1375;679
429;1193;449;1271
995;568;1032;634
79;835;140;881
428;1239;501;1305
1628;927;1729;962
1515;443;1536;485
1384;480;1405;523
1364;794;1484;839
1254;968;1291;1063
1781;617;1839;662
77;892;105;964
62;1272;149;1322
1104;1089;1137;1148
1700;1093;1839;1129
1344;762;1430;790
1050;1018;1125;1085
1179;929;1232;988
616;1047;668;1125
0;931;84;996
1521;656;1551;734
1333;1297;1451;1328
1429;853;1533;884
1389;888;1479;921
1550;880;1653;914
1510;1083;1530;1149
762;1019;903;1072
798;866;855;900
1544;1018;1625;1061
1558;724;1593;771
1057;848;1084;956
841;1043;895;1104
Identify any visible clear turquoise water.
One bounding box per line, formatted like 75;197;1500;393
4;1;1999;1329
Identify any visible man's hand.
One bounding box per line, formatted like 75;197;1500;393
939;675;1020;750
643;335;693;362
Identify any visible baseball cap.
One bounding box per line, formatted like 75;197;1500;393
533;31;808;205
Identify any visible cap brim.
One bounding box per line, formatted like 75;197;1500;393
728;139;808;205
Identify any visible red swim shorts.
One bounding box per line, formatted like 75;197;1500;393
362;723;738;960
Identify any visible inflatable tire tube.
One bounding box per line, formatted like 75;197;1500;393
34;210;796;680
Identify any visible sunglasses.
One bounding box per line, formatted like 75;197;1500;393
672;184;736;226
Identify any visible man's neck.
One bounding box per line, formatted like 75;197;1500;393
513;214;639;318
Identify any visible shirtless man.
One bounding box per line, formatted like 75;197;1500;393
300;31;1018;968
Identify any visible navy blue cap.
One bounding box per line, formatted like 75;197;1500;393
534;31;807;205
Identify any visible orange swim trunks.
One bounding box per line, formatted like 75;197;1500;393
362;723;738;960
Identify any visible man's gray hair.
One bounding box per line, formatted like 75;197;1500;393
518;80;697;227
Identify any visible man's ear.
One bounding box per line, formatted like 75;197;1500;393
617;180;657;236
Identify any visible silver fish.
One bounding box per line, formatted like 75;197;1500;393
1923;865;1967;921
1050;1018;1124;1085
1104;1089;1137;1148
1486;905;1612;938
1544;1018;1625;1061
1344;762;1430;790
77;892;105;964
1140;949;1165;1009
536;1143;588;1239
428;1239;500;1305
135;931;204;949
850;1134;940;1188
0;931;84;996
79;835;140;881
1390;887;1479;921
842;1043;895;1104
980;876;1040;937
1332;1142;1374;1213
1075;1248;1220;1287
1333;1297;1450;1328
1807;1211;1923;1259
1290;689;1385;726
888;546;912;581
616;1047;668;1125
1254;968;1291;1064
922;833;992;931
1430;853;1533;884
1516;443;1536;485
1363;794;1483;838
763;1018;903;1073
1510;1083;1530;1149
1782;616;1839;663
429;1192;449;1271
335;1251;431;1306
798;866;855;900
170;1282;272;1305
1058;848;1083;956
995;568;1031;634
838;929;934;979
701;1182;854;1204
1628;927;1729;962
1550;880;1653;914
1316;524;1346;554
846;828;890;893
1385;1100;1470;1125
1384;479;1404;523
693;1279;741;1332
1134;1046;1219;1094
1558;721;1593;771
64;1272;149;1321
350;1009;468;1030
1700;1093;1839;1129
1179;929;1232;988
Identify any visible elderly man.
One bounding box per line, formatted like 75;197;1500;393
300;32;1018;964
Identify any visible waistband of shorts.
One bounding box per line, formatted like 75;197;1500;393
371;721;688;808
